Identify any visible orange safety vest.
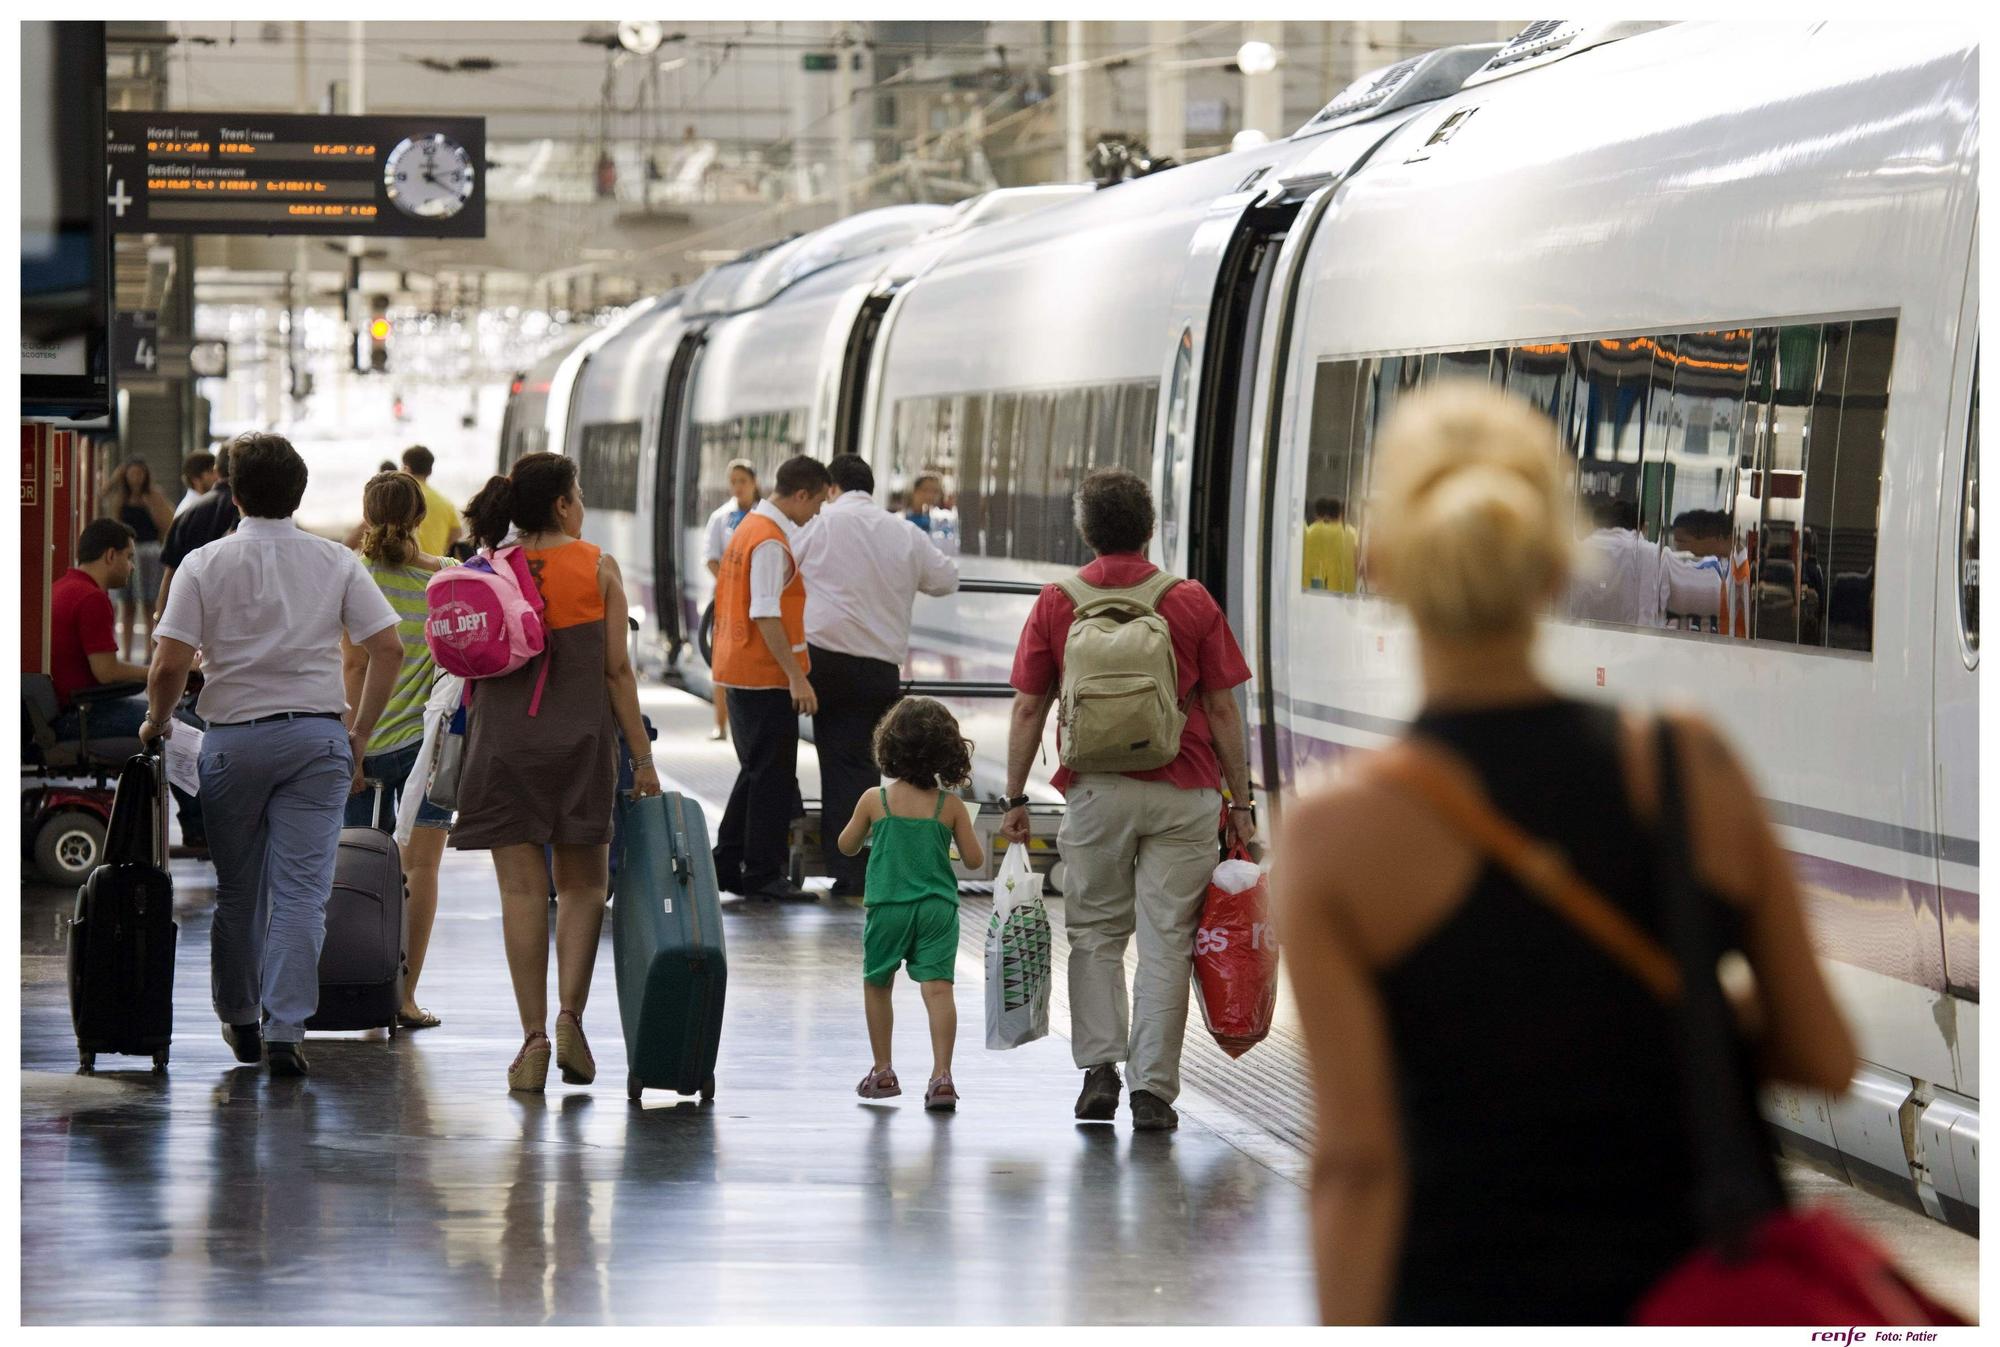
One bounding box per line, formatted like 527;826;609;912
712;509;809;689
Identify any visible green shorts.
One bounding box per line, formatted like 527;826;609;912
863;898;959;986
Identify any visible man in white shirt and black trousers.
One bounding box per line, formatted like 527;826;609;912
793;454;960;897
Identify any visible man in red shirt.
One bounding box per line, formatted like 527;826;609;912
1001;467;1258;1132
50;518;153;741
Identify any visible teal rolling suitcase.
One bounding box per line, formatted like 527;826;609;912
613;791;727;1102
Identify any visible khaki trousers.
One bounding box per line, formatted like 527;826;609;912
1057;773;1222;1104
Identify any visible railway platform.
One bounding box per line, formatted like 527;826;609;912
18;687;1978;1325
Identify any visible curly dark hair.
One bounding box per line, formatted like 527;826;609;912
871;697;973;791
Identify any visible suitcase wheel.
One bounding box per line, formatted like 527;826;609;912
701;1072;715;1103
78;1051;95;1073
627;1073;644;1103
152;1047;169;1072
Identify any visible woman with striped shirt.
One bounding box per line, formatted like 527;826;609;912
341;470;452;1029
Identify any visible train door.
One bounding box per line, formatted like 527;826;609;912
833;287;898;461
1933;225;1977;1012
652;326;708;663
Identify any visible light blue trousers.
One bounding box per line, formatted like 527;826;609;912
198;718;353;1042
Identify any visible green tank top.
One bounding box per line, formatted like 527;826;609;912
365;558;437;754
863;787;960;907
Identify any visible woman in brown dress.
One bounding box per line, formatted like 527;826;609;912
453;452;663;1092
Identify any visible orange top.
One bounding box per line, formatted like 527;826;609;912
522;539;605;631
712;511;807;689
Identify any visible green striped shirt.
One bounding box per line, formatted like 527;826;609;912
366;559;437;754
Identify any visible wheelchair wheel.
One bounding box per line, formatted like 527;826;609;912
34;811;105;886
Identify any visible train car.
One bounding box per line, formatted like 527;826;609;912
505;20;1979;1227
1256;20;1979;1231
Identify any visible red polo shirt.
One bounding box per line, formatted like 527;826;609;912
1009;552;1252;795
50;567;118;711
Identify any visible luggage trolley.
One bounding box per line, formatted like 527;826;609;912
773;578;1069;894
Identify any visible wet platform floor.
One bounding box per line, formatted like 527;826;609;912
19;686;1976;1324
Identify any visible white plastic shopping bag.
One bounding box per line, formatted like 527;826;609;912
984;842;1053;1050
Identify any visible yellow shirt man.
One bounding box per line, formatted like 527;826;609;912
1303;513;1359;593
415;479;461;557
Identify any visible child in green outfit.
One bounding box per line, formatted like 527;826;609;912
838;697;985;1111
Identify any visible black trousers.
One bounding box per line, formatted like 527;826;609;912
808;644;902;894
712;686;800;895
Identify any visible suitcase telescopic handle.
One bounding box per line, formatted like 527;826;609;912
149;746;169;871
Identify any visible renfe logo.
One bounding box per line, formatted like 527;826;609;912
427;602;489;650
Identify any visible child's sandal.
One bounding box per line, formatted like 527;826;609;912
856;1066;901;1099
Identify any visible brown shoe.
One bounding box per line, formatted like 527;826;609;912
508;1032;551;1092
554;1010;596;1085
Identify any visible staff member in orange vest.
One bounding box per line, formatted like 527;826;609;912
710;454;833;901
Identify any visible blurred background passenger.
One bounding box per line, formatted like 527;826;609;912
102;457;173;660
701;458;760;741
341;470;452;1029
904;472;944;534
402;445;464;559
1274;385;1856;1325
1302;496;1359;593
155;440;240;628
174;451;219;518
1569;495;1718;628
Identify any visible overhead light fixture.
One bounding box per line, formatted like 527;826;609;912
1235;40;1278;76
618;20;663;56
1231;128;1270;152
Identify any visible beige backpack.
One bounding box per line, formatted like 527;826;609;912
1054;571;1187;774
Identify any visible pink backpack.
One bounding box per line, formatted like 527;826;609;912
424;546;551;715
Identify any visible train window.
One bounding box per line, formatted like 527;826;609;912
1961;359;1979;657
576;420;641;509
1434;347;1496;385
1300;359;1366;594
688;407;807;527
1823;316;1895;653
1659;328;1753;637
1160;330;1195;559
1746;324;1822;645
1795;321;1850;649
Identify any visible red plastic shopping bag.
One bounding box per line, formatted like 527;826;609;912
1192;842;1278;1058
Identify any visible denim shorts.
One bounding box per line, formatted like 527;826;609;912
346;737;452;830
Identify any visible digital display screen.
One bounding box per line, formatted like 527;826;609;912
22;21;110;419
106;111;486;239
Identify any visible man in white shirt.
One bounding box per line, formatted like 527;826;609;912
700;458;759;741
793;454;960;896
1568;498;1720;628
142;432;406;1077
173;450;218;517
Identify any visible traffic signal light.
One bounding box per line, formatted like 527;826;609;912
367;296;390;373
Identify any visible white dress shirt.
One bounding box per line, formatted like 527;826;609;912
1568;527;1721;628
744;498;802;621
792;490;960;666
173;487;215;518
155;515;399;724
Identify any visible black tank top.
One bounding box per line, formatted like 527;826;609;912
1379;698;1734;1325
120;500;159;544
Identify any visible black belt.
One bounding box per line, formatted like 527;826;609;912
211;711;344;728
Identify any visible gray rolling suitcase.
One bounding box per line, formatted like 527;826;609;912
305;783;408;1033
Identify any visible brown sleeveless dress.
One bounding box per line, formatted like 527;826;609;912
449;540;618;850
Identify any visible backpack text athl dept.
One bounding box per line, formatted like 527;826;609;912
424;545;551;715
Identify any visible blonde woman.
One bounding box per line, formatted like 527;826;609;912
340;471;452;1029
1274;385;1856;1324
102;457;174;659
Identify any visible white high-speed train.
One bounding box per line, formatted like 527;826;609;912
505;22;1979;1232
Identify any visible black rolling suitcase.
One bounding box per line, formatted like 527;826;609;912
68;749;177;1072
305;782;408;1033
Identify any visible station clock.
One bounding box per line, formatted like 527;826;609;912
384;133;477;219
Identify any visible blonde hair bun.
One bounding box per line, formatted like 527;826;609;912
1369;384;1572;637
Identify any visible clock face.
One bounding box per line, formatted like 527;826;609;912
384;134;476;219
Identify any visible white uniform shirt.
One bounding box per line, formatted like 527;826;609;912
792;490;960;666
1569;527;1720;627
173;487;215;518
702;498;751;565
744;498;802;622
155;515;399;724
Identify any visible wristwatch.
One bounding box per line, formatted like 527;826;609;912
1002;793;1031;810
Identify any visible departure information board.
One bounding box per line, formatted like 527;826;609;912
106;112;486;238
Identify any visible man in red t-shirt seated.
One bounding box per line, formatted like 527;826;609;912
50;518;154;742
1000;467;1259;1134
